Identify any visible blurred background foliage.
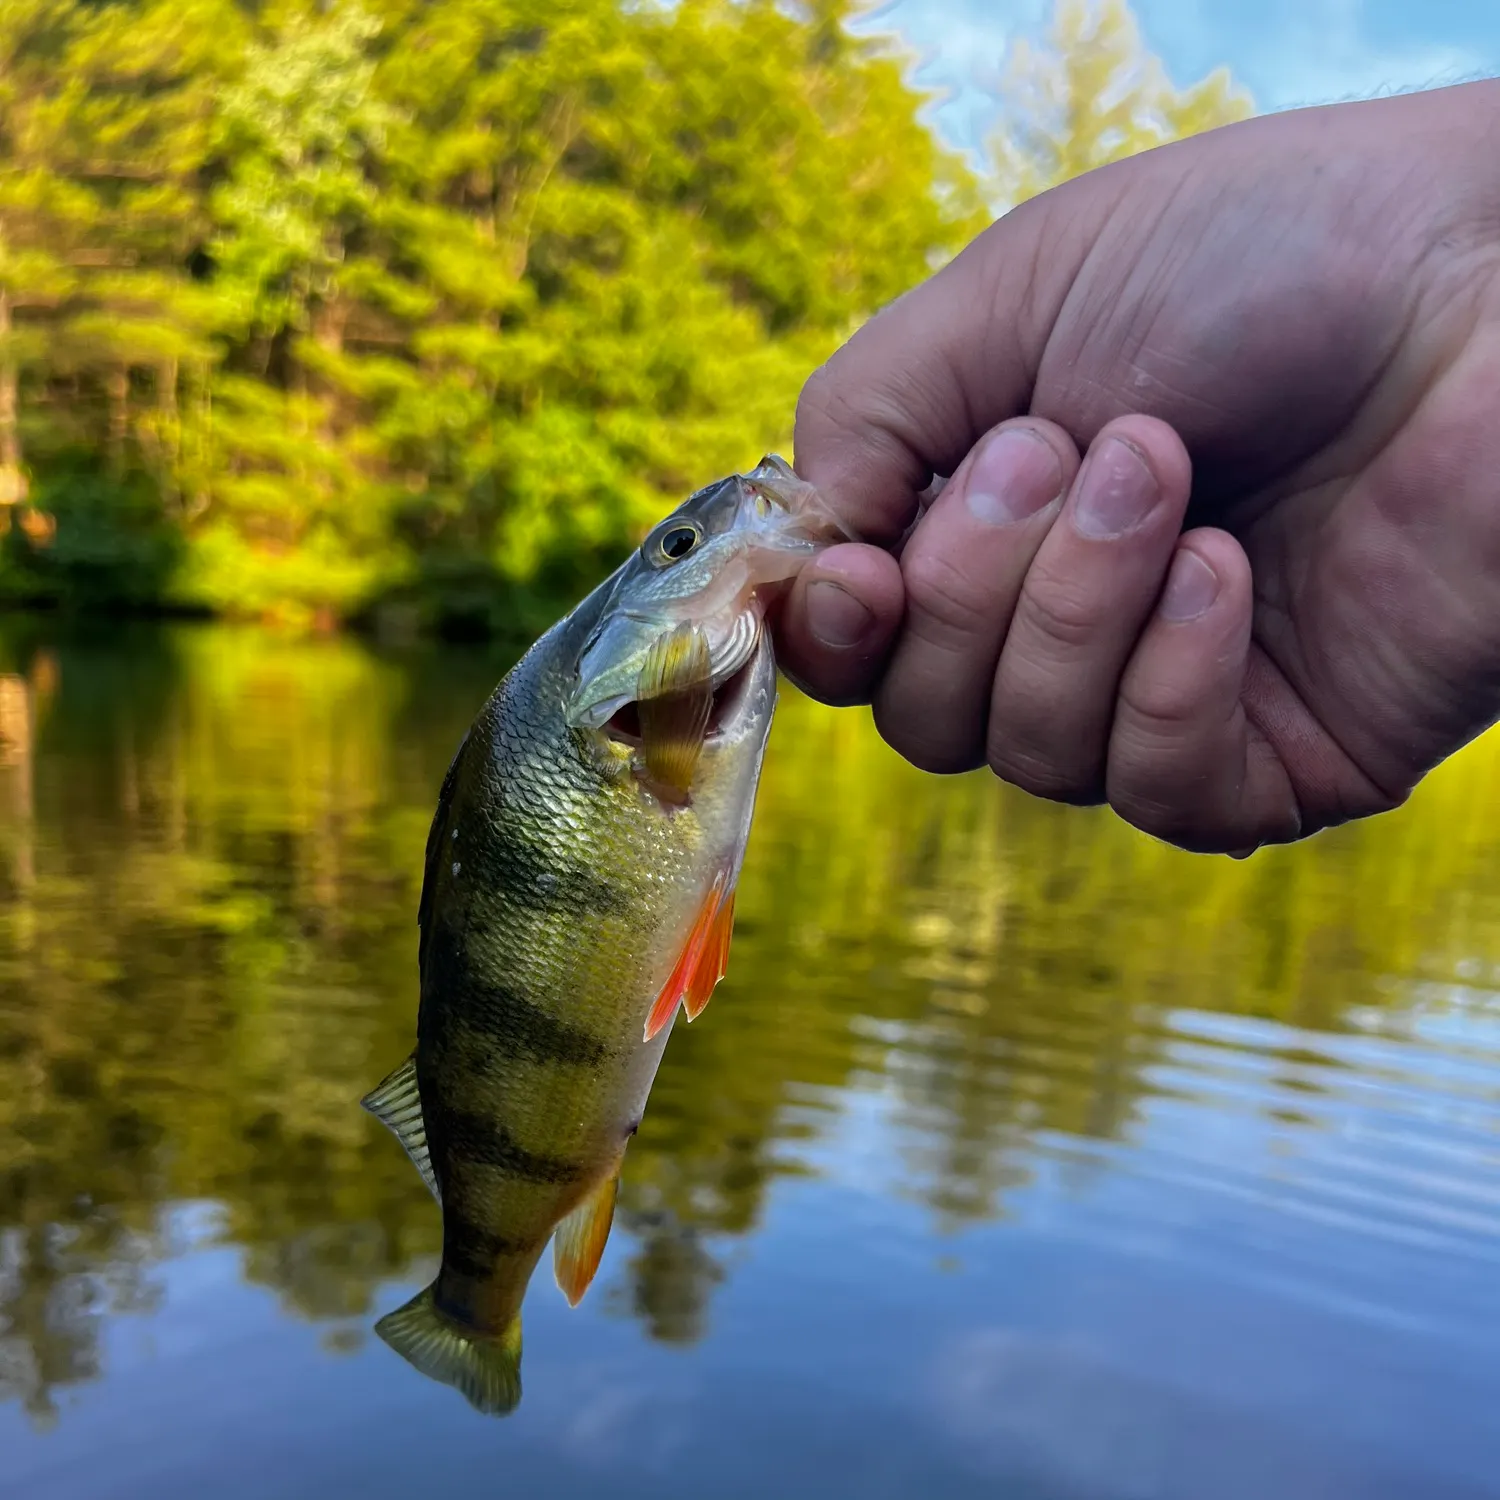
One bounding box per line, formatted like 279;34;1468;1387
0;0;1249;638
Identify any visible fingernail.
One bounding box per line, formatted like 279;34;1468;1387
964;427;1062;526
806;579;876;649
1073;437;1158;539
1159;548;1219;622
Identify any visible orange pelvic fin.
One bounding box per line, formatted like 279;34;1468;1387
684;887;735;1022
643;872;735;1042
552;1170;619;1308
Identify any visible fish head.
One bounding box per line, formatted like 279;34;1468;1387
565;455;847;796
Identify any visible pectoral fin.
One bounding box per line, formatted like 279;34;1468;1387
553;1171;619;1307
684;887;734;1022
644;872;736;1042
361;1054;440;1201
636;622;713;797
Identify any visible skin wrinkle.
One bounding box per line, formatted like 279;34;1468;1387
1368;346;1500;731
1262;286;1500;791
926;239;1004;466
1039;136;1483;815
1221;147;1409;453
885;352;974;482
796;363;929;543
1054;162;1218;373
1234;139;1488;512
908;272;1008;479
1242;497;1414;811
1241;640;1390;825
903;543;1013;647
1009;196;1065;378
1125;177;1311;417
969;194;1068;423
1251;247;1445;523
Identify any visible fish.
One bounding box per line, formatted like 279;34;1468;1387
361;454;848;1416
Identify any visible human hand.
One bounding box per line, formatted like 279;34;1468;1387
774;79;1500;854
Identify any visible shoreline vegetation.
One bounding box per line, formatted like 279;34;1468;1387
0;0;1247;641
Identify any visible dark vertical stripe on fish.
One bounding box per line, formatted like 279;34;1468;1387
422;923;614;1069
481;823;625;915
464;981;613;1067
440;1105;590;1185
442;1216;529;1278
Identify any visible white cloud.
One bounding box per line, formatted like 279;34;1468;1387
856;0;1499;159
849;0;1030;158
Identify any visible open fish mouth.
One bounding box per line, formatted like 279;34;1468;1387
600;612;763;751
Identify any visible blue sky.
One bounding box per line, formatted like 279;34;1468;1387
856;0;1500;156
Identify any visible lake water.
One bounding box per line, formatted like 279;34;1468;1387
1;617;1499;1499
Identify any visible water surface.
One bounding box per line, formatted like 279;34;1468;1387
1;619;1498;1499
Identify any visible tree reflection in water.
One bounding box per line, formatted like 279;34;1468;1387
3;618;1500;1426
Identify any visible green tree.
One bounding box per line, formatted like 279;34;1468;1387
0;0;239;603
0;1;88;526
0;0;1250;632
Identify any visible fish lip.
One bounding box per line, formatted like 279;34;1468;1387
744;454;856;544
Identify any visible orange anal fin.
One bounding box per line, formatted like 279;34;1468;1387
643;875;726;1042
684;888;734;1022
552;1170;619;1308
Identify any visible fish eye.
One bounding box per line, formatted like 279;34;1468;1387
654;523;701;564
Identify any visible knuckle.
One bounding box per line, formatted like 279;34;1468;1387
1109;781;1206;849
901;546;998;639
873;695;984;776
1116;670;1204;741
1016;576;1106;653
986;736;1103;805
794;360;842;439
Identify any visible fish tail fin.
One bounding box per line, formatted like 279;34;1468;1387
374;1285;522;1417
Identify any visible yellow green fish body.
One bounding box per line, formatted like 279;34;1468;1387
363;457;843;1414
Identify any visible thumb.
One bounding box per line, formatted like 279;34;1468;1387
791;181;1107;547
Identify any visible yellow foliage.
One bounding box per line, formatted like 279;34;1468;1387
983;0;1255;210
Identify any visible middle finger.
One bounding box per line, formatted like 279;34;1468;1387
985;415;1194;803
872;417;1079;773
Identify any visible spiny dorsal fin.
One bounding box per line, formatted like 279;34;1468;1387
361;1054;439;1202
552;1170;619;1307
